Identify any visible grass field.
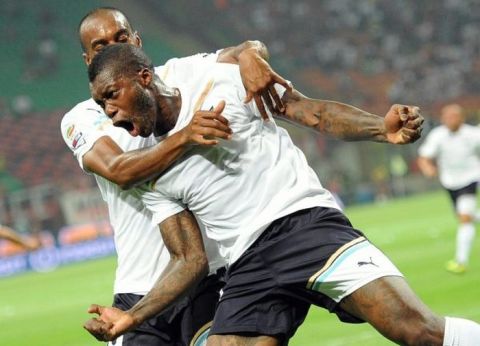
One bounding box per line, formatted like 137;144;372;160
0;191;478;345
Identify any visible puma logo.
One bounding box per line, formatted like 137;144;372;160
357;257;379;267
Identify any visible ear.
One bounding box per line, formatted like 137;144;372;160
138;68;153;87
134;32;143;48
83;52;91;66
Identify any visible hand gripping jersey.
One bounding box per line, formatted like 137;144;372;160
139;62;340;265
61;53;225;294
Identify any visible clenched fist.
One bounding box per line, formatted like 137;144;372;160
384;104;424;144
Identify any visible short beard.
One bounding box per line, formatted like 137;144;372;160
135;83;178;137
133;84;156;137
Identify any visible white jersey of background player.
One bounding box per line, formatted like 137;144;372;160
418;104;480;272
61;53;225;296
419;122;480;190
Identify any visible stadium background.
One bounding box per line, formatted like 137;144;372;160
0;0;479;345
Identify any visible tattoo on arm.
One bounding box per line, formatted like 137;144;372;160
127;210;208;325
279;90;387;142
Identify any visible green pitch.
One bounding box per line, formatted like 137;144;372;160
0;191;478;345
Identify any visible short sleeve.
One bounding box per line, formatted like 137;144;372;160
134;185;186;226
61;103;112;172
418;129;440;159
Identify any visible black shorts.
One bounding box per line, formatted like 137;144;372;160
210;207;402;341
111;270;224;346
446;181;477;207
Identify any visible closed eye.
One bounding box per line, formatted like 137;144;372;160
93;43;105;52
115;29;130;43
106;90;118;99
117;35;129;43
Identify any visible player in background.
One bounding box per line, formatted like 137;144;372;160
84;44;480;346
0;224;41;251
62;7;290;346
418;104;480;274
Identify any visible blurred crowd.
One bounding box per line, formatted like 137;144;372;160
216;0;480;107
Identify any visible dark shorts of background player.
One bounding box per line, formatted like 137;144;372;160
446;181;477;208
112;269;224;346
210;206;365;343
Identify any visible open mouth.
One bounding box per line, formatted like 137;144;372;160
114;120;134;132
113;120;140;136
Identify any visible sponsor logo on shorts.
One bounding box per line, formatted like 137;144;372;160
357;257;379;268
306;237;367;291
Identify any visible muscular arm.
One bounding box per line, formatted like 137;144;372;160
82;105;231;189
128;210;208;324
279;89;386;141
82;131;188;189
278;89;423;144
84;210;208;341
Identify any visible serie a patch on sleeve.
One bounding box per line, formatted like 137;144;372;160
72;132;86;149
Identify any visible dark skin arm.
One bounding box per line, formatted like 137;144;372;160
83;210;208;341
218;40;292;119
83;102;230;189
277;89;424;144
218;39;270;63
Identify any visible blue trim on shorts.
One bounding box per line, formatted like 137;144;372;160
312;241;369;291
191;327;209;346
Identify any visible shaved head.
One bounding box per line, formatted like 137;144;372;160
78;7;133;51
78;7;141;66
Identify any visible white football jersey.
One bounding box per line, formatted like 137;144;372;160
418;124;480;190
61;52;223;294
139;63;340;265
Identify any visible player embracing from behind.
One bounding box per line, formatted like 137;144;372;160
62;7;291;346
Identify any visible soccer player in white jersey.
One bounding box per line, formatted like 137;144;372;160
418;104;480;274
84;44;480;346
61;7;292;346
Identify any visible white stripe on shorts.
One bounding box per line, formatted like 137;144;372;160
307;238;403;302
